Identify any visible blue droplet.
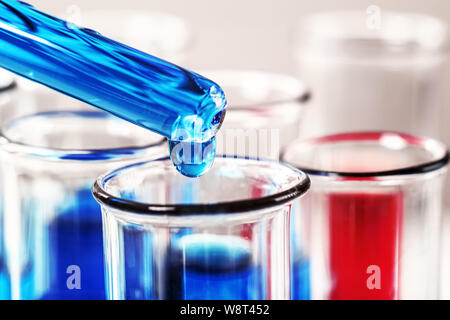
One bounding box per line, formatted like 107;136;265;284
168;138;216;178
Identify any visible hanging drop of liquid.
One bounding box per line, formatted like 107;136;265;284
168;109;225;178
168;138;216;178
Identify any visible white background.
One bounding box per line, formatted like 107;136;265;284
28;0;450;73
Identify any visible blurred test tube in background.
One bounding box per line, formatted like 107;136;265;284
0;70;16;121
199;70;310;160
0;69;14;93
294;10;450;299
0;69;16;121
294;11;449;139
0;105;167;300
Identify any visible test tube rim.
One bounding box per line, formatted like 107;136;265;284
280;131;450;179
92;155;310;215
197;69;311;110
295;10;450;56
0;70;16;93
0;110;167;161
0;80;16;93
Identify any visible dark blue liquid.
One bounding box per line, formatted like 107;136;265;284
290;203;311;300
168;235;262;300
0;204;8;299
121;232;263;300
0;0;227;177
290;259;310;300
40;188;105;300
0;253;10;300
122;226;155;300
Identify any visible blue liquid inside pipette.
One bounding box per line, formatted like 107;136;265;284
0;0;227;177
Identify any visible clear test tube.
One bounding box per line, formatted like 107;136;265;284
282;132;449;299
0;110;167;300
199;70;310;160
93;157;310;300
10;80;91;125
294;11;449;139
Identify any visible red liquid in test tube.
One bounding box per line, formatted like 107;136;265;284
328;191;402;300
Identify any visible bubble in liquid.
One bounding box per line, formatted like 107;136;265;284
168;137;216;178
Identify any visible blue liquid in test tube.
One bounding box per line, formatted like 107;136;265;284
291;259;310;300
0;220;10;300
121;231;264;300
290;203;311;300
41;188;104;300
167;235;263;300
0;0;227;177
11;186;105;300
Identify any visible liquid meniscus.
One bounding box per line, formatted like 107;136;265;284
0;0;227;177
